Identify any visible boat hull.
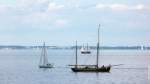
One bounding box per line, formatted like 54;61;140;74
71;66;111;72
39;65;53;68
81;51;91;54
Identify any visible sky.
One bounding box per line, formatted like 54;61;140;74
0;0;150;46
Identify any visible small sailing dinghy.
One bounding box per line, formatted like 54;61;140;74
39;42;53;68
70;24;111;72
80;43;91;54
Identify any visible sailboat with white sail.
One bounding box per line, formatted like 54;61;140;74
80;43;91;54
39;42;53;68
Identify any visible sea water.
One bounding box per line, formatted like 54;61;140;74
0;49;149;84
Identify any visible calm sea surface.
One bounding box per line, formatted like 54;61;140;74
0;49;149;84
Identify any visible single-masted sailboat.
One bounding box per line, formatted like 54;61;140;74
70;24;111;72
39;42;53;68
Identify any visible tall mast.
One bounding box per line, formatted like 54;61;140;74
96;24;100;68
75;41;78;68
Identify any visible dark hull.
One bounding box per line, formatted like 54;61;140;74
39;65;53;68
71;66;111;72
81;51;91;54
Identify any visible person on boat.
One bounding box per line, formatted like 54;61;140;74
85;66;89;69
101;65;105;69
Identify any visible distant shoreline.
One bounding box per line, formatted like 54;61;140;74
0;45;150;50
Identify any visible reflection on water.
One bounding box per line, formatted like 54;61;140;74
0;49;149;84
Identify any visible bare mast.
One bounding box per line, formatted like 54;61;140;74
96;24;100;68
75;41;78;68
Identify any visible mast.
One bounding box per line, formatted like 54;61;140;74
96;24;100;68
43;42;48;65
75;41;78;68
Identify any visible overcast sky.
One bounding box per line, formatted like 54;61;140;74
0;0;150;46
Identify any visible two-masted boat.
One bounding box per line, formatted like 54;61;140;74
39;42;53;68
70;25;111;72
80;43;91;54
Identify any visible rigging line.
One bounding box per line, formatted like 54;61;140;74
69;44;78;66
113;67;147;70
85;53;94;65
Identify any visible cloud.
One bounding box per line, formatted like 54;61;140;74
95;4;108;9
47;2;64;12
110;4;129;11
0;0;67;30
96;3;148;11
133;4;145;10
0;0;65;15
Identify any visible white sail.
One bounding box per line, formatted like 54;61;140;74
39;42;49;66
80;45;85;52
80;43;91;54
